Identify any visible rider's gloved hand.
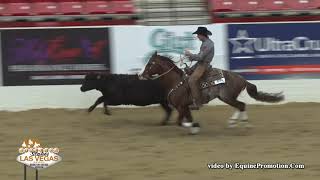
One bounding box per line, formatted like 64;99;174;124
184;49;192;56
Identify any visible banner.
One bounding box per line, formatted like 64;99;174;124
1;28;110;86
228;23;320;80
111;24;227;74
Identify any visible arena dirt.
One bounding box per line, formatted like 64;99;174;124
0;103;319;180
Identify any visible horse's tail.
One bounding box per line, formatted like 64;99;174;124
246;82;284;103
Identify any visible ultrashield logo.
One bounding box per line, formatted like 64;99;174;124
229;30;256;54
16;139;62;170
229;30;320;55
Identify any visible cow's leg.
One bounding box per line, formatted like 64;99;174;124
159;102;173;126
103;101;111;115
88;96;104;113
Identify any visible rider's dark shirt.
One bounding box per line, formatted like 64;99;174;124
188;38;215;64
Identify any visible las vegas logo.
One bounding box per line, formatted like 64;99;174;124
16;139;62;170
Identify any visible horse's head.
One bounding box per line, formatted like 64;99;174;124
139;51;181;80
80;72;104;92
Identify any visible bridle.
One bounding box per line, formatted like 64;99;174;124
144;59;175;80
149;66;175;80
145;55;189;80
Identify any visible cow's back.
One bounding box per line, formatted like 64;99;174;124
101;74;166;106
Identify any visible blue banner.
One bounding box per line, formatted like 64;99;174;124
228;23;320;80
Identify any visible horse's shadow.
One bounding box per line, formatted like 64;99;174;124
92;116;254;138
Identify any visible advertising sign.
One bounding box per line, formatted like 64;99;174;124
1;28;110;86
228;23;320;80
111;24;227;74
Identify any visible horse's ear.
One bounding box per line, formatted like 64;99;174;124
154;51;157;56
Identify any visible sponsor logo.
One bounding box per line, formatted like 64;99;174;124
146;29;196;62
229;30;320;59
16;139;62;170
129;28;198;74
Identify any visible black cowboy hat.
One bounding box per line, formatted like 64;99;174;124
192;27;212;36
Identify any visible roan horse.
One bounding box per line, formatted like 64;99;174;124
139;52;284;128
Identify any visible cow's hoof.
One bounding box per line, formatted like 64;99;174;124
160;121;168;126
88;107;94;113
104;110;111;115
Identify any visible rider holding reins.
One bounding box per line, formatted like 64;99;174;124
184;27;215;110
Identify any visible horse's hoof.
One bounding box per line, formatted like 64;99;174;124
240;121;254;129
189;123;200;135
160;121;168;126
227;120;238;128
182;122;193;128
228;124;238;128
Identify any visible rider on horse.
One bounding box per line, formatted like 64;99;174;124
184;27;215;110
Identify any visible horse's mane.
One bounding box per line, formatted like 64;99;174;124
157;55;184;77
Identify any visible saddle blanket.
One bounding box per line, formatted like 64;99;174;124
199;68;225;89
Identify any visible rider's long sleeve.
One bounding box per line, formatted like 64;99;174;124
188;38;215;63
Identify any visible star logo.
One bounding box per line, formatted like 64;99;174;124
229;30;256;54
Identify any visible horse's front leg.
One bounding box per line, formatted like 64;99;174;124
177;106;200;134
180;106;194;128
176;106;193;126
176;106;185;126
184;107;194;123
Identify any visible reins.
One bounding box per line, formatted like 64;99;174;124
149;66;175;80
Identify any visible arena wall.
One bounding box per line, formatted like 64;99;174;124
1;78;319;111
0;23;319;111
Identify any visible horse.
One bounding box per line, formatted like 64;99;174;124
138;52;284;128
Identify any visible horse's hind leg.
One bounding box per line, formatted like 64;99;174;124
218;96;251;128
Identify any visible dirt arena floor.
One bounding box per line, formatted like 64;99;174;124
1;103;320;180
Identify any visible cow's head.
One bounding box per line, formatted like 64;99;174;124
80;73;104;92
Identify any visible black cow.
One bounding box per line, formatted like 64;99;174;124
80;73;173;125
